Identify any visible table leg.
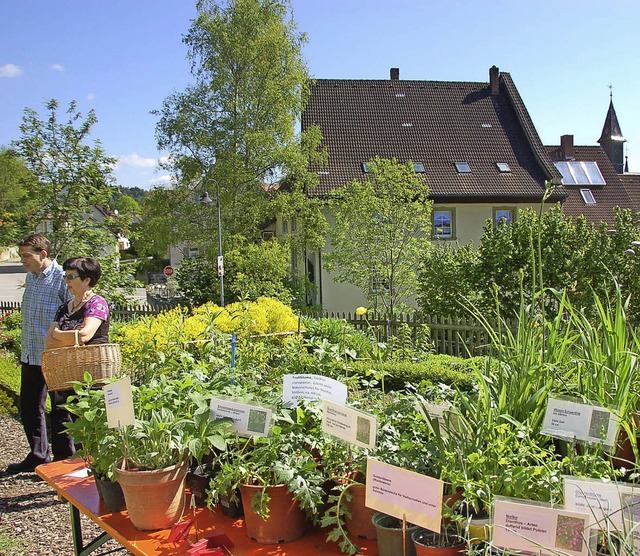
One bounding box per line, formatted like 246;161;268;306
69;504;113;556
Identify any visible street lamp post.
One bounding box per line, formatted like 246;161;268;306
200;179;225;306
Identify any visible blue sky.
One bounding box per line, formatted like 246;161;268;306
1;0;639;190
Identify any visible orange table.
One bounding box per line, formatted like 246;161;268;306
36;460;378;556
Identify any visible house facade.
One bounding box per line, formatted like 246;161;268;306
299;66;569;312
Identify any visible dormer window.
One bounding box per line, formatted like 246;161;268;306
455;162;471;173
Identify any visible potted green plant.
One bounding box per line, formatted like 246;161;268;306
208;399;326;544
64;373;126;512
113;374;233;531
321;389;450;555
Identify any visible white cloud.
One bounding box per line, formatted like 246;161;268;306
151;174;172;185
117;153;158;169
0;64;23;78
50;63;64;72
87;92;95;101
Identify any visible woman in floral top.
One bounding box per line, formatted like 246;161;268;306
45;257;110;348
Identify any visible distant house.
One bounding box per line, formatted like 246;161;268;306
544;136;635;226
543;97;637;226
299;65;569;312
36;204;130;257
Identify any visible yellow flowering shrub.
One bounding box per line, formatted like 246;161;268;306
255;297;300;335
114;297;301;369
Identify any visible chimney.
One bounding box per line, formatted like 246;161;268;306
390;67;399;80
560;135;574;159
489;65;499;94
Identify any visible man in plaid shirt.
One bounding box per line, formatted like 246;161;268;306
7;234;73;473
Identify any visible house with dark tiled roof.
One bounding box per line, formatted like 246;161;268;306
294;66;569;311
544;136;635;226
290;66;637;312
543;96;637;227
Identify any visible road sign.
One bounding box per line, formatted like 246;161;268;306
163;265;174;277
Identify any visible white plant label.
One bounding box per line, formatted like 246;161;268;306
493;497;595;556
210;396;272;437
541;396;618;447
564;476;640;528
282;374;347;407
104;376;135;428
321;400;377;449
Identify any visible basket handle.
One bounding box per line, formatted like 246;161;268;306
74;329;80;348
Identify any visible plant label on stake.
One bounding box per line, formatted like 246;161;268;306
365;458;443;532
104;376;135;429
541;395;618;447
493;497;595;556
564;476;640;529
283;374;347;408
321;400;377;450
210;396;272;437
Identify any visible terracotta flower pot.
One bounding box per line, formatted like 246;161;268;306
115;460;188;531
412;528;467;556
343;483;377;540
239;483;306;544
610;413;640;470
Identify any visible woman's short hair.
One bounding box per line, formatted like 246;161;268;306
63;257;102;287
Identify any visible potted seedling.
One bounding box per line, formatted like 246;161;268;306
114;375;233;531
209;399;326;544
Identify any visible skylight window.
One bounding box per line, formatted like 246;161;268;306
496;163;511;173
361;162;369;173
413;162;425;173
401;123;413;127
554;161;605;185
455;162;471;173
481;123;492;128
580;189;596;204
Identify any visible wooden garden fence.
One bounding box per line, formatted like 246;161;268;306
308;311;509;357
0;301;503;358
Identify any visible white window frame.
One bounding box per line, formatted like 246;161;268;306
580;189;596;204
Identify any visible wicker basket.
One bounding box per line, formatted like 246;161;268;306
42;331;122;391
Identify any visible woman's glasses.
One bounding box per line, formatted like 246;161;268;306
64;274;80;281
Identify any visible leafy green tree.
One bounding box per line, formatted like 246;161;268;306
175;256;219;307
417;203;640;324
324;157;433;315
175;240;293;307
114;194;140;216
417;242;479;317
225;240;292;303
12;99;138;303
0;148;35;245
151;0;327;304
154;0;322;238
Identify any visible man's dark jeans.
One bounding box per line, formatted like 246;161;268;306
19;362;75;463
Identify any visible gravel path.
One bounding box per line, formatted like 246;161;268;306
0;413;131;556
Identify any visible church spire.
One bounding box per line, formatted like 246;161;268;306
598;87;626;173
